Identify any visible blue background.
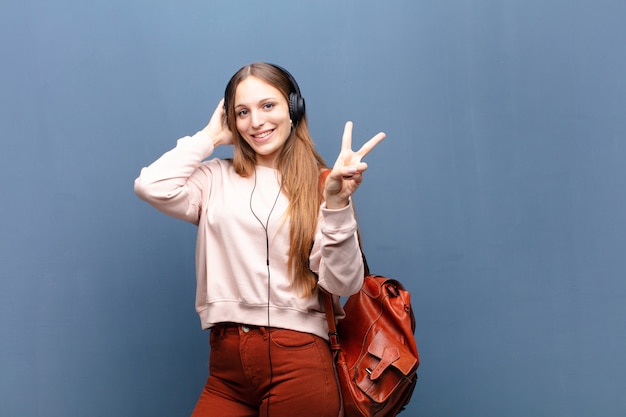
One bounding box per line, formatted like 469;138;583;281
2;1;625;416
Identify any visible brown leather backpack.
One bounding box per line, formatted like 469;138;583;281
323;266;419;417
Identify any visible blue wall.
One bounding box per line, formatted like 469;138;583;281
2;1;625;416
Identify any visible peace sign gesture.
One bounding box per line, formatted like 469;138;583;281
324;121;386;209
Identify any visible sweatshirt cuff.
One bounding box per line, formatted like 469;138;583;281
320;199;357;231
188;130;215;158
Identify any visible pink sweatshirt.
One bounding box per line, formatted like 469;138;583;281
134;130;364;339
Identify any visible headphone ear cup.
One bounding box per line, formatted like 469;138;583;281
289;92;305;125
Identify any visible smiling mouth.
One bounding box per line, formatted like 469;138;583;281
252;129;274;141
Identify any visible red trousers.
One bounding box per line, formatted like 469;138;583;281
191;324;341;417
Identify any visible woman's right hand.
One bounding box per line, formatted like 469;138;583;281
202;99;234;147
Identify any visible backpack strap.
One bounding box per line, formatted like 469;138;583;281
323;291;341;353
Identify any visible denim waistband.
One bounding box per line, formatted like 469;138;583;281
212;323;273;336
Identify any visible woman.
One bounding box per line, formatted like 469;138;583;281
134;62;385;416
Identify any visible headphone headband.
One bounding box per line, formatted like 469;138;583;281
268;64;302;96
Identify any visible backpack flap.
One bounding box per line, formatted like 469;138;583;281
354;330;418;403
367;330;418;379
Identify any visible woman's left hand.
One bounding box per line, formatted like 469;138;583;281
325;121;386;209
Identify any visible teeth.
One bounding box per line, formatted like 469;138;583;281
254;130;272;139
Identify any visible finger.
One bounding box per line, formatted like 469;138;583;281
210;99;224;118
355;132;386;158
340;165;358;178
213;98;225;114
340;163;367;178
341;121;354;152
214;99;229;126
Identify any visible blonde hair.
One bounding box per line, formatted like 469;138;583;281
224;63;327;296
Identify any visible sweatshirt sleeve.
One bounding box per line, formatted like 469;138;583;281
134;130;215;225
309;201;364;296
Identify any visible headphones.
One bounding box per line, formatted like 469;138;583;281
273;64;306;125
224;63;306;125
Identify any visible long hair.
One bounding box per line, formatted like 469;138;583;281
224;63;327;296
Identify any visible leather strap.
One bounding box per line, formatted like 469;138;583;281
323;291;341;352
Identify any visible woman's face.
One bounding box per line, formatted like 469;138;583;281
234;76;292;168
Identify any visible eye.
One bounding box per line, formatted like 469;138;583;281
263;102;275;110
237;109;249;118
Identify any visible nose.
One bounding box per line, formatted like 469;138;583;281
250;110;265;128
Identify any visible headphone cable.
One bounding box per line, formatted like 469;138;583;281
249;166;283;416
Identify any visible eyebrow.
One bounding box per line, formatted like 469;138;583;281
234;97;279;109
